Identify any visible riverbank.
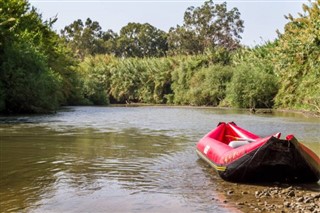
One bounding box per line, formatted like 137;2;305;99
215;180;320;213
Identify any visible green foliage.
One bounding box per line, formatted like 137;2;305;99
62;20;168;59
79;50;276;109
171;55;209;104
0;0;80;113
101;29;118;56
78;55;114;105
117;22;168;58
77;55;175;104
2;0;318;115
188;65;233;106
168;0;244;55
272;0;320;112
61;18;108;60
0;0;60;113
46;40;82;106
1;32;61;113
223;42;279;109
232;42;277;74
226;63;278;108
109;58;141;102
167;26;202;55
133;58;173;103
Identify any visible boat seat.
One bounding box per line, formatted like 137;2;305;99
228;140;250;148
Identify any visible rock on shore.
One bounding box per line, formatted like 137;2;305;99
217;182;320;213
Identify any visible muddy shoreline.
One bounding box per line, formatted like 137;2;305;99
215;179;320;212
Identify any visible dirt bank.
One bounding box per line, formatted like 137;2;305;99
216;181;320;212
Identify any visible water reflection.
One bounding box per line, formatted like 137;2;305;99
1;126;212;212
0;106;319;212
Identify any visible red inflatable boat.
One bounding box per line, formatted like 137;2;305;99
196;122;320;182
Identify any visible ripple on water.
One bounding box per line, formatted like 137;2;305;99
0;106;319;213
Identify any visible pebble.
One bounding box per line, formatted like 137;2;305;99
287;190;295;197
283;201;291;207
220;185;320;212
227;190;234;195
236;202;245;206
296;197;304;202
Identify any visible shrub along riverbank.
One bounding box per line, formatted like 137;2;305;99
76;37;318;113
77;52;274;109
0;0;319;114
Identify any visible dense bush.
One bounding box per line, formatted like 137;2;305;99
171;55;209;104
188;65;233;106
77;53;233;106
1;33;61;113
77;56;176;105
134;58;174;104
226;63;278;108
77;55;114;105
272;1;320;112
224;42;279;109
0;0;80;113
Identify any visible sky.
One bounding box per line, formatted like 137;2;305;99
29;0;309;46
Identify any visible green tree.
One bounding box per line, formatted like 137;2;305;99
1;36;61;113
0;0;62;113
167;26;203;55
61;18;106;59
0;6;17;111
116;22;168;57
0;0;81;113
273;0;320;113
168;0;244;55
101;29;119;56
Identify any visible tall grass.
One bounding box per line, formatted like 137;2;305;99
77;53;237;107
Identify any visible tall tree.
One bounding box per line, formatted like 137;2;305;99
168;0;244;55
167;26;202;55
61;18;107;59
116;22;168;58
101;29;119;55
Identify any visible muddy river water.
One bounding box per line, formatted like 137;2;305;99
0;106;319;212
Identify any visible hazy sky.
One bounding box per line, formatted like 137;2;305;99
29;0;308;46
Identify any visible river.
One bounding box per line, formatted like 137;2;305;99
0;106;319;212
